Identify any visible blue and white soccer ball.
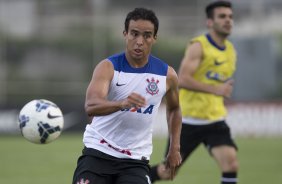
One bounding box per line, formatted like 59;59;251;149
18;99;64;144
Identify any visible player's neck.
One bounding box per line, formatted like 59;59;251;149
208;31;227;47
125;52;149;68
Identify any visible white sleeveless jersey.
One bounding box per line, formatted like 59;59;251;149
83;52;168;160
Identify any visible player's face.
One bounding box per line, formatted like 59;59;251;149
124;19;156;63
210;7;233;37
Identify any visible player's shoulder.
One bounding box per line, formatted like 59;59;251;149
93;59;114;76
105;52;126;72
148;55;168;76
167;66;177;78
107;52;124;65
191;34;207;43
166;65;178;90
188;34;206;51
225;39;235;49
149;54;168;66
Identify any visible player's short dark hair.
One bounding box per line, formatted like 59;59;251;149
206;1;232;19
124;8;159;36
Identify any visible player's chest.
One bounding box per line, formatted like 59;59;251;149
110;71;166;102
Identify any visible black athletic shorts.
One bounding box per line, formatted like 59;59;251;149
164;121;237;162
72;148;151;184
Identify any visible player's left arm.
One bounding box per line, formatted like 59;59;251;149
165;66;182;180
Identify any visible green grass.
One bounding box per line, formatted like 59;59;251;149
0;133;83;184
151;137;282;184
1;134;282;184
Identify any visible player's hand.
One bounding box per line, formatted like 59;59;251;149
165;149;182;180
121;92;146;109
215;79;234;98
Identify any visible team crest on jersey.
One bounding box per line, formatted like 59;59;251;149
146;77;159;95
77;178;90;184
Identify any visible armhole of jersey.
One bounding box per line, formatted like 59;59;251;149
165;65;169;92
190;38;205;62
106;58;119;73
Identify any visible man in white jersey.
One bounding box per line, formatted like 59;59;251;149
72;8;182;184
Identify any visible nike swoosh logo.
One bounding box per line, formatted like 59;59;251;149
116;82;126;86
214;60;225;66
47;112;61;119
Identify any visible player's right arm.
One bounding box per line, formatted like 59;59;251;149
178;42;233;98
85;60;146;117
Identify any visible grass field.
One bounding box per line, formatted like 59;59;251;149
1;133;282;184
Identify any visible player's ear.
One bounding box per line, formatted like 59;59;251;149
123;30;127;37
206;19;212;28
153;34;157;43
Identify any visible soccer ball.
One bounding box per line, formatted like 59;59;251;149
18;99;64;144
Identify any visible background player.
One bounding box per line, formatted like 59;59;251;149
150;1;239;184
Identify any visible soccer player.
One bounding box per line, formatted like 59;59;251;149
150;1;239;184
72;8;182;184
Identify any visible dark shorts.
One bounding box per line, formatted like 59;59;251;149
164;121;237;162
72;148;151;184
180;121;238;160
